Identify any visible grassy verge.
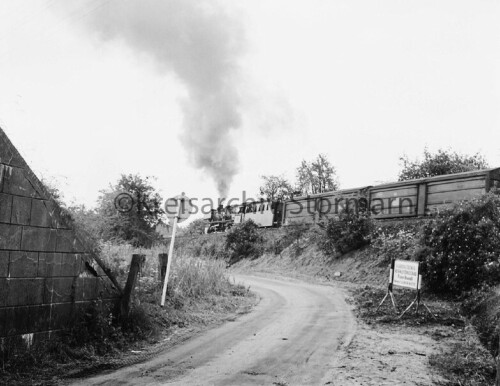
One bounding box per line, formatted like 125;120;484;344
0;243;255;386
429;331;496;386
352;285;496;386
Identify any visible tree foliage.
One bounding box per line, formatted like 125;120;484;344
40;176;65;207
258;175;293;201
398;148;489;181
96;174;165;247
181;218;207;236
66;204;104;244
296;154;339;195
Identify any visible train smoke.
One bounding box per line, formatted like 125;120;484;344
74;0;245;196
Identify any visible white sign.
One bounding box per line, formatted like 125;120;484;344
393;260;420;290
164;194;192;224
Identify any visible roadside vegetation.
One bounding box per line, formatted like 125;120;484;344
0;174;253;386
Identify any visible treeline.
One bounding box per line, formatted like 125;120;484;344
45;148;489;248
258;148;488;201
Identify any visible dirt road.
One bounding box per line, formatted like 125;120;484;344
71;275;356;386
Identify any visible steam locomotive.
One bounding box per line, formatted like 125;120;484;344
204;168;500;233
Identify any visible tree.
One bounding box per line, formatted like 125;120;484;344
181;218;207;236
295;154;339;195
97;174;165;247
258;175;293;201
41;177;102;247
398;148;489;181
66;204;104;243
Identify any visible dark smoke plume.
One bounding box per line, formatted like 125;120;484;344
73;0;245;196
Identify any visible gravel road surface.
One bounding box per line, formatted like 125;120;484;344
71;274;356;386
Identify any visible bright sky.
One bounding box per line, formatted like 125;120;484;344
1;0;499;219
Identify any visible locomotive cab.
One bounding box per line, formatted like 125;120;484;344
204;204;236;233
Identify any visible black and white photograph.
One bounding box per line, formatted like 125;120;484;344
1;1;499;385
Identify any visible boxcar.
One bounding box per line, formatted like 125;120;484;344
282;186;371;225
368;167;500;219
280;167;500;224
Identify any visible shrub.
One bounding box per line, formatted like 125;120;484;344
319;210;373;256
371;226;420;263
225;220;263;264
64;300;124;355
417;193;500;295
271;221;311;256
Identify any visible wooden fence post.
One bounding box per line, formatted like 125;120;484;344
158;253;168;284
120;254;145;317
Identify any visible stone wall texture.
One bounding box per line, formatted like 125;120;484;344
0;128;121;340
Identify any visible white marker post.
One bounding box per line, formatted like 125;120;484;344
161;194;191;306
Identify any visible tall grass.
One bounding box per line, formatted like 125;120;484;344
171;257;229;298
174;233;227;259
98;240;235;302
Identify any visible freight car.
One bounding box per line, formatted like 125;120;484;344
283;167;500;224
204;168;500;231
282;186;370;225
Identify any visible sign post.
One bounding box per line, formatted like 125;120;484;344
377;259;433;318
160;193;191;307
376;259;398;312
397;268;433;319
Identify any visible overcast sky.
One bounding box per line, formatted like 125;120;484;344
0;0;499;218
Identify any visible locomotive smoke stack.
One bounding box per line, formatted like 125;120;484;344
73;0;246;196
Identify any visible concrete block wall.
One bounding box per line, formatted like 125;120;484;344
0;128;121;340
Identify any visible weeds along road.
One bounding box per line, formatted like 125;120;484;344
72;275;356;386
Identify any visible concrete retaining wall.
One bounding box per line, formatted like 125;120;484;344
0;128;121;341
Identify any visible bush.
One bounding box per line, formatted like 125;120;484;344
319;210;373;256
64;301;126;355
417;193;500;295
270;221;311;256
371;224;421;264
225;220;263;264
